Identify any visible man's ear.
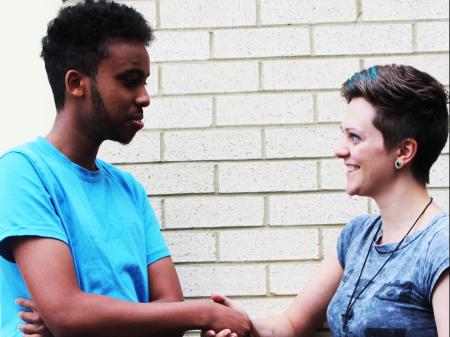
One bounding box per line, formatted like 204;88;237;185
395;138;418;167
64;70;88;98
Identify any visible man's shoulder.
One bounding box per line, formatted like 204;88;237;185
0;139;42;171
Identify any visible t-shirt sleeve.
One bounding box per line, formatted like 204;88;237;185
336;215;372;268
0;152;68;262
133;181;170;265
422;217;449;302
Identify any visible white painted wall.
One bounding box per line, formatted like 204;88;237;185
0;1;62;153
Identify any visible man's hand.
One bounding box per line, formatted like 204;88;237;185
16;298;54;337
202;293;260;337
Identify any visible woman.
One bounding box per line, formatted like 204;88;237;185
18;65;449;337
203;64;449;337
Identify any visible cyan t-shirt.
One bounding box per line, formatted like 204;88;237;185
0;137;170;336
327;212;449;337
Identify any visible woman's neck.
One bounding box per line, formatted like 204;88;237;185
373;177;441;244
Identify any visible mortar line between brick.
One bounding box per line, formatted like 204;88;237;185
309;25;315;56
318;227;324;259
151;50;447;65
313;94;319;123
155;0;161;29
265;265;271;295
258;61;264;91
263;196;270;226
215;232;220;262
214;164;219;194
261;129;267;159
212;96;217;126
356;0;363;22
160;132;165;161
317;160;322;190
256;0;261;27
161;198;166;229
153;19;448;32
209;31;215;59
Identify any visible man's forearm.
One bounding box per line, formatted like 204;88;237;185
44;293;210;337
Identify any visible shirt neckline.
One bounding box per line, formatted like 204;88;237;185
373;211;447;254
36;136;103;182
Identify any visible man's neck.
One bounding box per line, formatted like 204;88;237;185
46;111;101;171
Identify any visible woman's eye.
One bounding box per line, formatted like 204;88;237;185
349;134;361;142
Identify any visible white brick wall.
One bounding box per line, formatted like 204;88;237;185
104;1;449;336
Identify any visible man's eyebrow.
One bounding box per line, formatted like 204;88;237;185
116;68;150;78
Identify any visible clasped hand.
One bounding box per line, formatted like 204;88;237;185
202;293;260;337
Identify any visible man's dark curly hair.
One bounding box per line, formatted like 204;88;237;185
41;0;154;110
341;64;449;185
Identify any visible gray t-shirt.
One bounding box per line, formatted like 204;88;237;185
327;212;449;337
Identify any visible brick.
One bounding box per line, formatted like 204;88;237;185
219;228;320;261
315;24;412;55
147;65;158;96
321;227;343;254
148;198;163;225
160;0;256;29
260;0;357;25
430;189;449;210
265;126;341;159
270;263;320;295
165;196;264;229
164;231;215;262
216;93;314;126
417;22;450;52
429;155;449;188
317;92;347;123
162;62;259;95
233;297;293;318
363;54;449;86
269;193;368;225
149;31;209;62
164;129;261;161
144;97;213;129
123;1;156;27
122;163;214;195
321;159;346;190
263;58;359;90
177;265;266;297
362;0;449;21
214;27;310;59
218;160;317;193
98;131;160;163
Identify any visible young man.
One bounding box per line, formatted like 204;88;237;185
0;1;254;336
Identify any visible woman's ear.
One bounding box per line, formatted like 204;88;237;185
64;70;88;99
395;138;418;168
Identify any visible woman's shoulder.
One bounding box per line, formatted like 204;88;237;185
341;213;380;239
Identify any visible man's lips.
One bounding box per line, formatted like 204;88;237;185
129;112;144;128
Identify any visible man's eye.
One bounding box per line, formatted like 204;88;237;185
122;78;141;87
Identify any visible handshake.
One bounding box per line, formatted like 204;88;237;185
17;293;260;337
201;293;260;337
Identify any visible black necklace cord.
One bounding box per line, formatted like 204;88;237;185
342;197;434;330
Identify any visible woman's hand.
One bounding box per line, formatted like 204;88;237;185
16;298;54;337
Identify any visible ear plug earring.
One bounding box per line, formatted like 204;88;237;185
395;159;402;170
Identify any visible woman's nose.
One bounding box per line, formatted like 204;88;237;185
334;141;349;158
